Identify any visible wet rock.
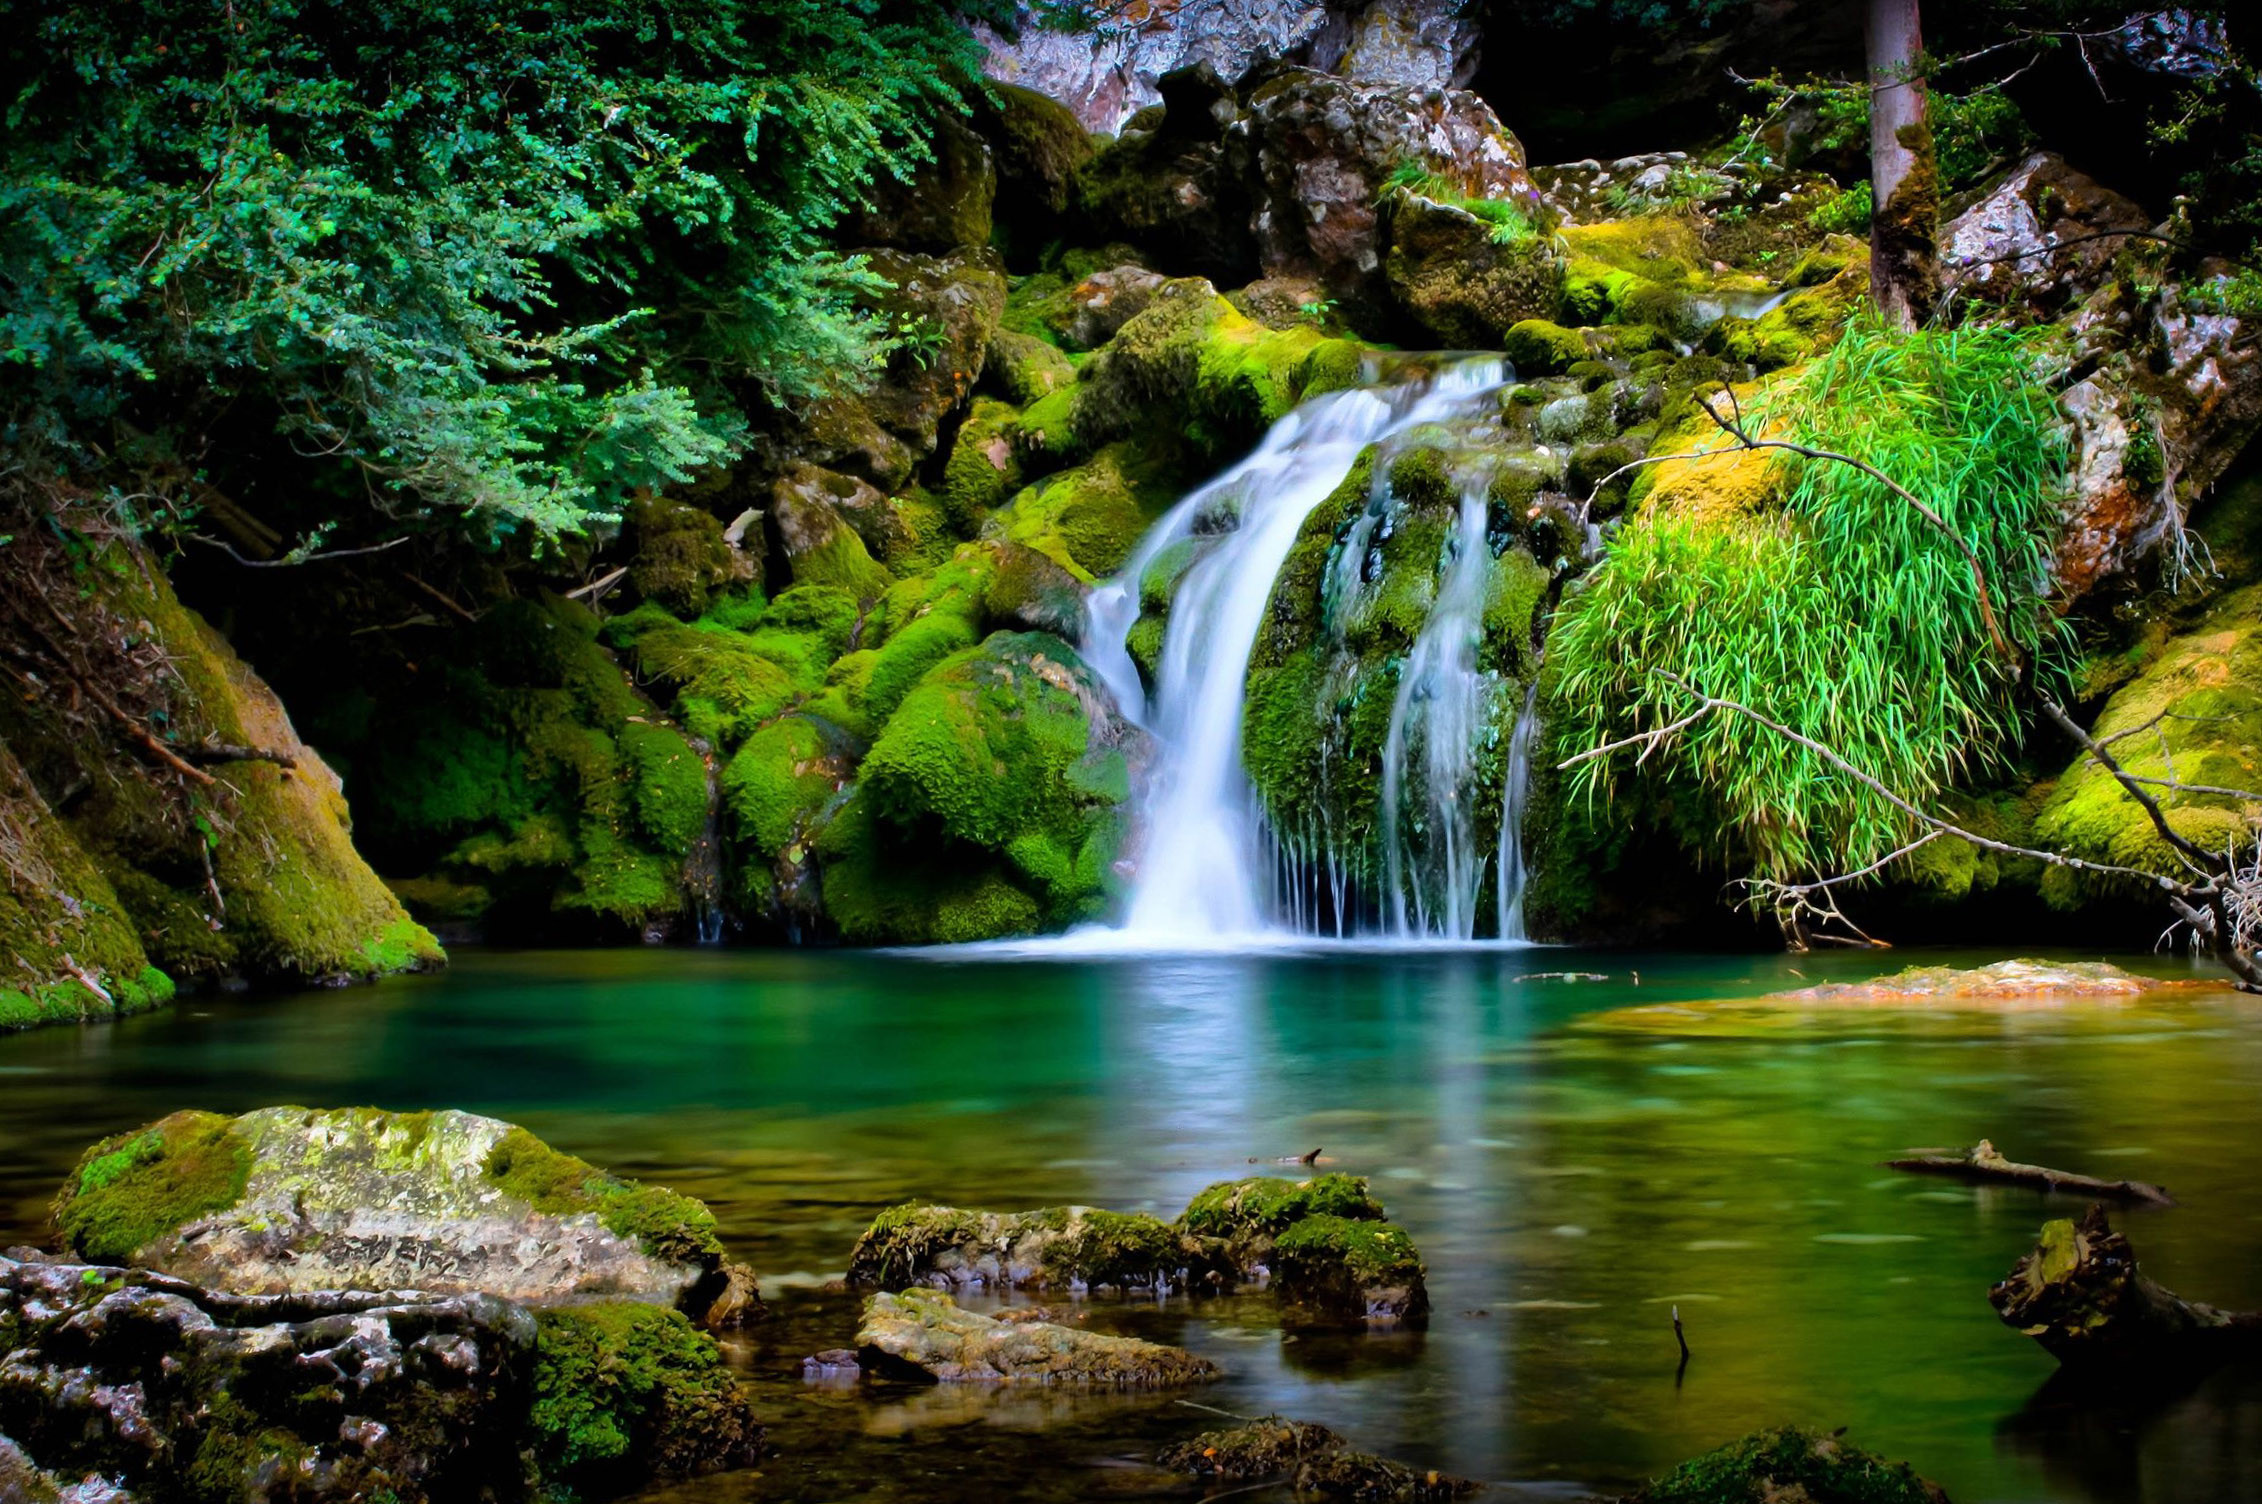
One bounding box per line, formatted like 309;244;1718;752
1156;1415;1344;1479
1384;192;1563;347
1272;1215;1430;1327
1764;959;2205;1006
1230;274;1337;330
0;1252;757;1503
48;1107;759;1329
0;1252;536;1502
1618;1425;1948;1503
855;246;1010;461
968;82;1097;265
801;1348;861;1379
1296;1447;1479;1501
855;1288;1218;1386
846;1203;1235;1294
1941;152;2151;316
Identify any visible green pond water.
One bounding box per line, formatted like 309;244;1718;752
3;945;2260;1503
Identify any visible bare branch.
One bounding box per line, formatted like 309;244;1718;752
189;533;410;567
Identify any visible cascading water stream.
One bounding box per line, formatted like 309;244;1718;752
1082;358;1510;944
1379;471;1499;939
1495;685;1540;942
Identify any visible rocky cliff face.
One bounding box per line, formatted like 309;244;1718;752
975;0;1479;134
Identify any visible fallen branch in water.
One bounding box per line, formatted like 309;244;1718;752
1887;1138;2175;1206
1512;971;1609;983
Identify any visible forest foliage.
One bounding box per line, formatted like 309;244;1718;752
0;0;983;538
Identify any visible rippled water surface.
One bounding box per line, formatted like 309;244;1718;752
3;945;2260;1503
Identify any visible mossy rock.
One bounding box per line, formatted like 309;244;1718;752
52;1106;755;1325
847;1202;1234;1294
1000;441;1188;581
1709;262;1869;371
1623;1425;1948;1503
2034;583;2262;907
985;327;1079;407
941;397;1028;531
856;1287;1219;1386
1504;318;1591;377
722;714;844;862
0;529;442;992
1271;1215;1430;1327
531;1300;761;1492
1177;1173;1388;1246
625;497;746;619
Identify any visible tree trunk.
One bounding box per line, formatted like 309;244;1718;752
1990;1204;2262;1369
1866;0;1937;328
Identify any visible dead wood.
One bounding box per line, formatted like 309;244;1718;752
1887;1138;2174;1205
1991;1203;2262;1369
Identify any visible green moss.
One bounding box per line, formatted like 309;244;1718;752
1275;1215;1421;1286
941;397;1027;531
484;1124;724;1267
1503;319;1590;376
1711;264;1868;371
626;497;739;619
986;327;1078;406
722;716;837;859
851;1202;987;1286
1001;441;1186;581
531;1301;755;1487
52;1110;252;1262
2035;584;2262;906
619;721;710;858
1631;1426;1946;1504
1179;1175;1387;1242
865;608;984;723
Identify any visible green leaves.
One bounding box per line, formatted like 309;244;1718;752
1;0;980;536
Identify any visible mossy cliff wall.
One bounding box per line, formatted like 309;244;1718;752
1;518;439;1030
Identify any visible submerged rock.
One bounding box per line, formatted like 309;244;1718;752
1765;959;2205;1006
0;1252;757;1503
48;1106;758;1329
1617;1425;1948;1503
855;1288;1218;1386
1157;1416;1474;1499
845;1203;1234;1294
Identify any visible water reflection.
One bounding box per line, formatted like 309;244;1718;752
0;946;2256;1503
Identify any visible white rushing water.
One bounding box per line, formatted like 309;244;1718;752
1379;469;1498;940
1078;358;1523;947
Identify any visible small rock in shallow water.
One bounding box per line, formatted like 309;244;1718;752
846;1202;1234;1294
1618;1425;1947;1502
855;1288;1217;1386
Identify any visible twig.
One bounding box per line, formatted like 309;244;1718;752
182;743;297;769
189;533;409;567
566;565;630;601
399;572;480;625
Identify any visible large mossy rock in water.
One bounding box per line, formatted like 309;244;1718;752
856;1288;1218;1386
1620;1426;1949;1503
48;1106;758;1328
846;1203;1235;1294
0;524;441;1012
0;1251;759;1503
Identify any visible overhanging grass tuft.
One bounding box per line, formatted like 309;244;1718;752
1550;310;2070;882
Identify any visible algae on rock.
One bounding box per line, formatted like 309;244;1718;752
856;1288;1219;1386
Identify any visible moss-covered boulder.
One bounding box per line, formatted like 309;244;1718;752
1385;191;1565;348
1177;1173;1388;1257
847;1202;1235;1294
969;80;1097;267
984;327;1078;406
625;497;751;619
1272;1214;1430;1327
1157;1416;1477;1500
0;524;440;1007
840;112;995;254
530;1300;762;1493
2034;583;2262;909
49;1106;757;1328
0;1251;758;1503
818;631;1146;943
1621;1426;1949;1503
1503;317;1591;376
855;246;1010;463
856;1288;1219;1386
999;440;1188;581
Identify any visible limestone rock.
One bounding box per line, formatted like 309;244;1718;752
1384;192;1563;347
0;1252;539;1503
855;1288;1218;1385
47;1107;758;1329
1941;152;2152;316
975;0;1479;134
846;1203;1234;1294
1242;67;1535;322
0;1252;759;1503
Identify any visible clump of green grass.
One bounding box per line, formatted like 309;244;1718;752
1807;181;1873;235
1381;160;1548;244
1550;309;2070;883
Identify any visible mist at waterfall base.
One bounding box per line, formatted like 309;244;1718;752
1017;357;1546;954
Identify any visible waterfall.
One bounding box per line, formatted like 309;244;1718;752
1378;471;1499;939
1495;686;1540;942
685;736;727;945
1082;358;1509;945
